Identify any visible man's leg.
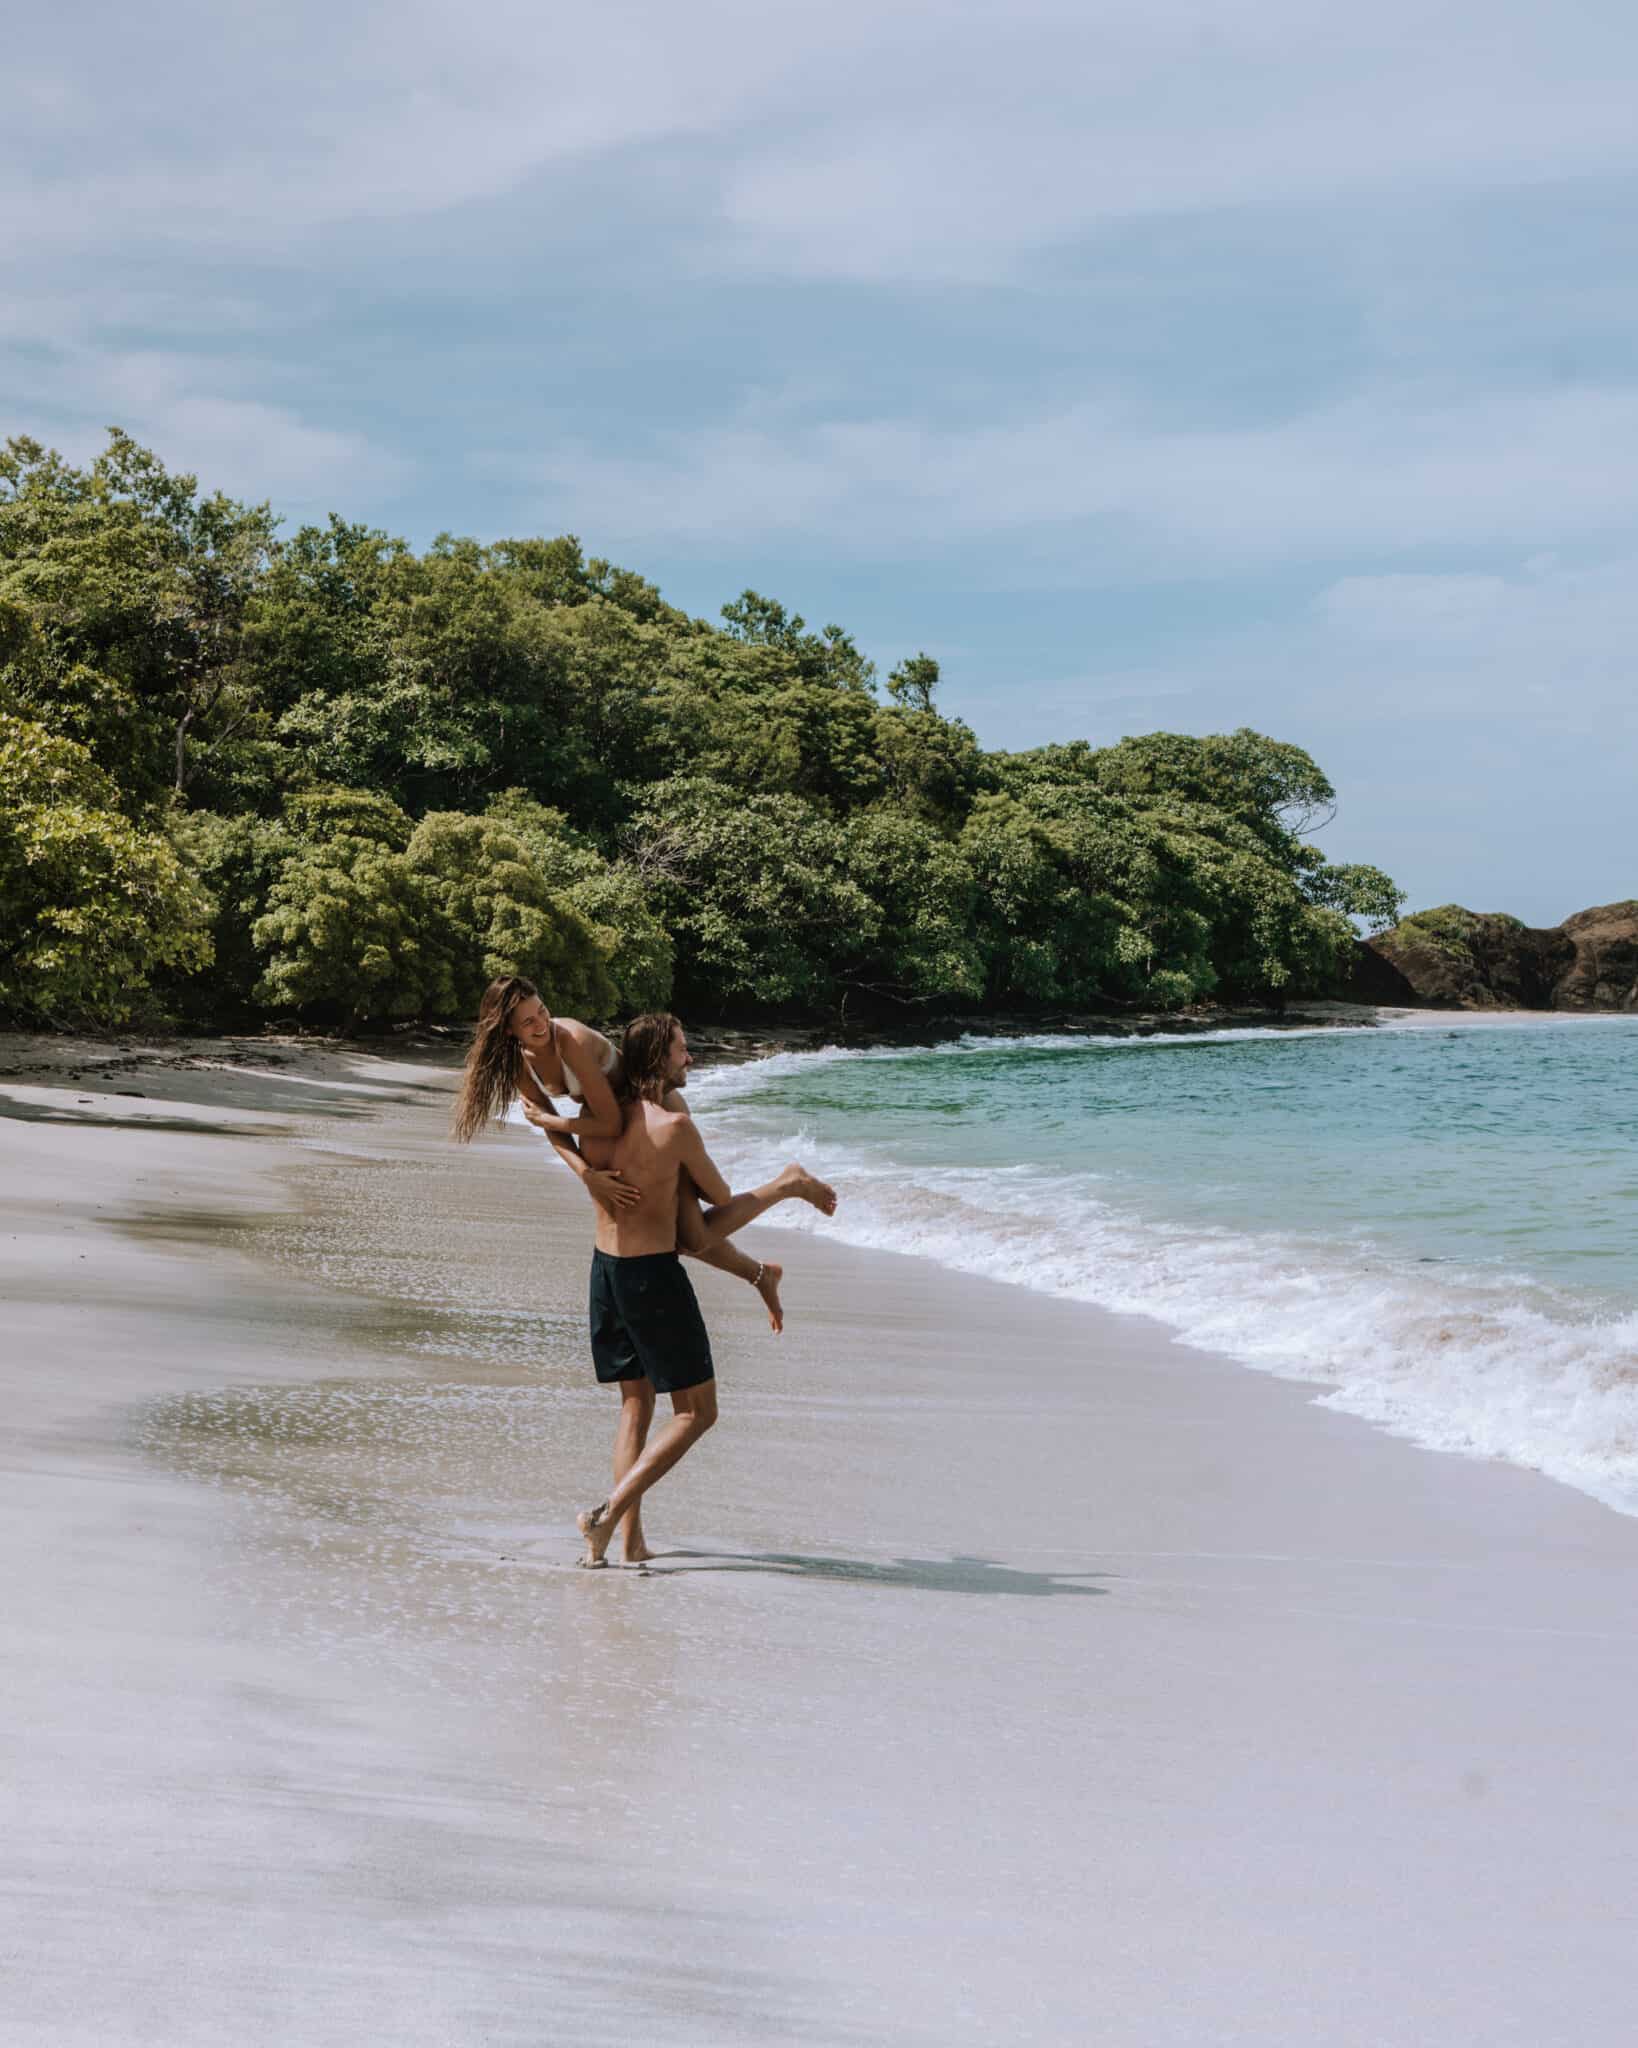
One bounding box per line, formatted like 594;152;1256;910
611;1376;656;1564
580;1381;718;1566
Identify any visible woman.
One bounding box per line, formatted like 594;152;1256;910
451;976;834;1330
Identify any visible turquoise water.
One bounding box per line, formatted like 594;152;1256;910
687;1014;1638;1515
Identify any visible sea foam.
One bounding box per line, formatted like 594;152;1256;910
686;1023;1638;1517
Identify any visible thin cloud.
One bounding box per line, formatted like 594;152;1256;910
4;0;1636;921
7;3;1638;267
6;344;407;511
536;384;1638;569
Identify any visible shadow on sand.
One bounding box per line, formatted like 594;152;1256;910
0;1093;280;1138
650;1548;1110;1598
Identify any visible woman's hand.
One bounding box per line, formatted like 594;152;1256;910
585;1168;641;1214
520;1098;570;1136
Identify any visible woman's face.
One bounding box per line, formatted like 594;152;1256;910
509;994;554;1054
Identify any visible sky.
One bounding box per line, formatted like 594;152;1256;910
6;0;1638;923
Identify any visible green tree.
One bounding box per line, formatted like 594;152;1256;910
164;809;300;1014
837;809;984;1005
629;776;877;1009
1085;728;1338;854
1300;858;1405;932
720;591;876;694
485;791;673;1012
0;712;212;1025
269;536;561;812
652;615;888;812
874;703;988;823
284;786;414;850
264;536;671;830
2;428;1407;1029
885;651;940;712
252;836;434;1026
405;811;616;1021
959;789;1163;1007
0;432;277;808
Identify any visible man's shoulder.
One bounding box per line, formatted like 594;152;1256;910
639;1101;695;1144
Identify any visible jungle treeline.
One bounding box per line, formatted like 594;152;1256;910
1;431;1403;1031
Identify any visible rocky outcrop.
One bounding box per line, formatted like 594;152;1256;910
1347;902;1638;1011
1554;902;1638;1010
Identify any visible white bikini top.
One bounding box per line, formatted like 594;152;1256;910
558;1032;621;1102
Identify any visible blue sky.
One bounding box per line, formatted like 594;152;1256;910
6;0;1637;922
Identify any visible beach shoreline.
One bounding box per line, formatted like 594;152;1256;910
0;997;1388;1090
5;1042;1637;2045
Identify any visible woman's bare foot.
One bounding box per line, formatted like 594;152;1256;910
776;1162;837;1216
577;1501;614;1567
754;1260;785;1333
622;1538;655;1567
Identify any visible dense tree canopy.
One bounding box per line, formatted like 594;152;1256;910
0;430;1404;1030
0;711;211;1024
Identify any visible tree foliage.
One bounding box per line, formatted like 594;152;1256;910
0;712;212;1024
405;811;616;1021
1;432;277;807
0;429;1402;1030
484;790;673;1013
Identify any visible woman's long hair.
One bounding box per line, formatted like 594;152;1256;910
617;1011;682;1105
451;975;540;1143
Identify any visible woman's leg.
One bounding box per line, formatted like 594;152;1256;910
658;1089;836;1332
696;1161;837;1237
676;1181;785;1331
660;1089;837;1237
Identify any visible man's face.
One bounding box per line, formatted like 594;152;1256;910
509;995;554;1053
666;1026;691;1087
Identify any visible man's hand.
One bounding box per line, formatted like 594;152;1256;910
585;1168;641;1216
521;1098;564;1136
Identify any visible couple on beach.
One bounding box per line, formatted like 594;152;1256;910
454;977;836;1568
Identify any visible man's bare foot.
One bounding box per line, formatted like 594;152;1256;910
754;1259;785;1334
776;1162;837;1216
577;1501;614;1567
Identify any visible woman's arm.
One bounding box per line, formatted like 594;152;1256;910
518;1050;638;1213
523;1024;624;1142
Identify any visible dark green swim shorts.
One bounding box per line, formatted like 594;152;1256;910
588;1248;715;1394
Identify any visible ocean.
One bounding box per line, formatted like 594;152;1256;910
682;1012;1638;1517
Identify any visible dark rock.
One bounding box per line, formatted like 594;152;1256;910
1337;941;1424;1007
1553;901;1638;1011
1347;900;1635;1011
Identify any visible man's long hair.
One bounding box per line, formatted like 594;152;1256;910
451;975;539;1143
617;1012;682;1105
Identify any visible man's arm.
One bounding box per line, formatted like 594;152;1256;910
541;1123;641;1215
674;1117;732;1208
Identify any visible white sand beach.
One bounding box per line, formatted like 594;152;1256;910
4;1039;1636;2046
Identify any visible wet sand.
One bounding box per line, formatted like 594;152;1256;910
4;1038;1637;2045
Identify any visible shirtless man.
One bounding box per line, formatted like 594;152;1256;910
574;1012;776;1569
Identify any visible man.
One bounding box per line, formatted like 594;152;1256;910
573;1012;779;1569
